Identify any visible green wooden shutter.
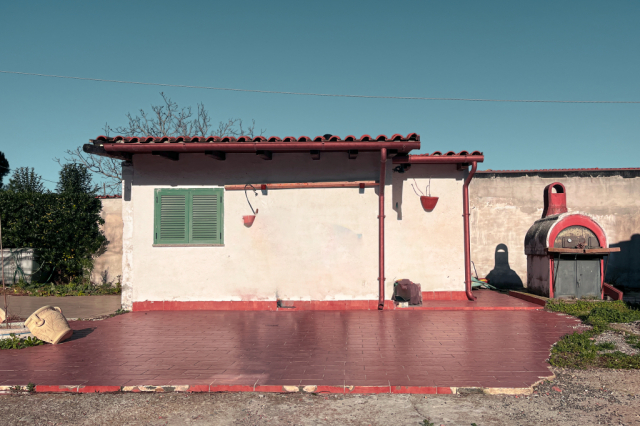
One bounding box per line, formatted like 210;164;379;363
189;188;223;244
154;189;189;244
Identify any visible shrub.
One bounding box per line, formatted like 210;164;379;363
0;191;107;283
0;334;45;350
13;279;121;296
547;300;640;369
547;300;640;325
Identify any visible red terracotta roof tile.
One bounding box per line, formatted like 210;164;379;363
94;133;421;144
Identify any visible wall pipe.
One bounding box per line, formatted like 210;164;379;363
463;161;478;301
225;181;378;191
378;148;387;310
100;141;420;154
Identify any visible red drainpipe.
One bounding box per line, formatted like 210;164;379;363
378;148;387;310
463;161;478;301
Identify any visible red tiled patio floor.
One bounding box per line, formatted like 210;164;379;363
0;302;580;393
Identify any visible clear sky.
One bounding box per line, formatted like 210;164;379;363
1;0;639;191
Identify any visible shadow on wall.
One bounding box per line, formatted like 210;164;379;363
485;244;525;290
607;234;640;290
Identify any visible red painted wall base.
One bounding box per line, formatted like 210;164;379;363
131;292;468;312
421;291;468;301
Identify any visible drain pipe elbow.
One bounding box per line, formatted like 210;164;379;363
378;148;387;310
463;161;478;301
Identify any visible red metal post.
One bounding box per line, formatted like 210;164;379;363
600;258;604;300
378;148;387;310
463;161;478;301
549;258;555;299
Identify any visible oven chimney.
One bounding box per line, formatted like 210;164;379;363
542;182;568;218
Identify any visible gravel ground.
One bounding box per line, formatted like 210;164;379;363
611;320;640;336
594;330;639;355
0;369;639;426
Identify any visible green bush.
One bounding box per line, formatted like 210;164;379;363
547;300;640;325
595;342;616;350
587;304;640;325
0;334;45;350
0;191;107;283
550;329;599;368
547;300;640;369
601;353;640;369
13;279;121;296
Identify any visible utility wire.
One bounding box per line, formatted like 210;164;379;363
2;69;639;104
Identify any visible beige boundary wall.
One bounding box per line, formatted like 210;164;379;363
91;197;123;284
119;153;467;309
470;170;640;289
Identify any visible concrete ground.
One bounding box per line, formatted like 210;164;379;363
3;295;121;319
0;369;638;425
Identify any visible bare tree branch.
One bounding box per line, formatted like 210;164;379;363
54;147;122;195
67;93;265;194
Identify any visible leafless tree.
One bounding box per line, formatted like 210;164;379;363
56;93;265;195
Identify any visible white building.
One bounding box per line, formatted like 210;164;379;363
85;133;484;311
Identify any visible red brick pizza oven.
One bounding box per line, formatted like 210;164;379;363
524;183;620;299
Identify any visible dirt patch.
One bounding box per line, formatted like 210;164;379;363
595;330;640;356
0;369;638;426
611;320;640;336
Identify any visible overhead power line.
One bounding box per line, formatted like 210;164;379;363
2;69;639;104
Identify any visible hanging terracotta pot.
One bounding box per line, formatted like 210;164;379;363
243;184;259;227
243;215;256;227
420;196;439;211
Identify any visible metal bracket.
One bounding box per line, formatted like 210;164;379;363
205;150;226;161
152;151;179;161
257;151;273;160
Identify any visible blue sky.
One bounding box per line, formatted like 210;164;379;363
1;0;639;191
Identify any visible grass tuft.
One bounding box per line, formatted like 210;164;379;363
595;342;616;351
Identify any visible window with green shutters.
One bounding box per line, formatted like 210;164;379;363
154;188;224;245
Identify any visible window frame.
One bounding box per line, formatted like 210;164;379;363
153;188;224;247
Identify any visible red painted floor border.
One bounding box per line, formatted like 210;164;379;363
16;384;460;395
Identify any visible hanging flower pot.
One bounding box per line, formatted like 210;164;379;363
420;196;439;211
243;184;259;227
412;178;438;212
243;215;256;227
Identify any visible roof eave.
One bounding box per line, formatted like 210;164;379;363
92;140;421;156
392;154;485;165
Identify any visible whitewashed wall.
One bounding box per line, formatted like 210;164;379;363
123;152;466;305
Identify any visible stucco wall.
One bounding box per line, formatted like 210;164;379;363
470;174;640;289
124;153;466;304
91;198;123;284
